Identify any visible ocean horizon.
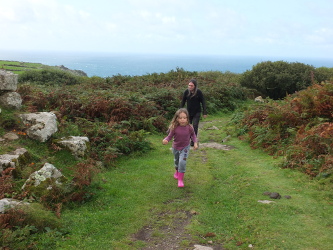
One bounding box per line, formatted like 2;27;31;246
1;50;333;78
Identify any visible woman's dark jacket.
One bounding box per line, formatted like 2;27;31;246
180;89;207;116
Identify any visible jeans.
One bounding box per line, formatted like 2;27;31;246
189;112;201;136
172;145;190;173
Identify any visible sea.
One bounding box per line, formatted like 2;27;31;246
1;50;333;78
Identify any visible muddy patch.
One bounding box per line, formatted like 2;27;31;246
132;209;194;249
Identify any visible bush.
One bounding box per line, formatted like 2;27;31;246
0;203;65;249
18;69;80;86
236;81;333;177
315;67;333;82
240;61;317;99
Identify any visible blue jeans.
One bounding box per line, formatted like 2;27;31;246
172;145;190;173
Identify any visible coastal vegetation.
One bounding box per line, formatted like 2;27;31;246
1;60;333;249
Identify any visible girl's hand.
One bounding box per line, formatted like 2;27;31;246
162;139;169;145
193;142;198;150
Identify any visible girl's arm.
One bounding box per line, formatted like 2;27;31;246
163;130;174;145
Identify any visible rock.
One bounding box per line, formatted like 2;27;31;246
206;126;219;130
55;136;90;158
263;191;271;196
19;112;58;142
0;91;22;109
255;96;264;102
258;200;275;204
3;132;19;141
269;192;281;199
190;209;198;215
193;245;213;250
0;198;29;213
284;195;292;199
22;163;64;190
0;70;18;91
0;148;29;173
56;65;87;77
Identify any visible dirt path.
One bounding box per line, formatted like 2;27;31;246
131;121;228;250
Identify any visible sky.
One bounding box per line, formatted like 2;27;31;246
1;0;333;58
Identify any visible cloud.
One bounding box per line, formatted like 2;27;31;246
0;0;332;57
0;0;97;49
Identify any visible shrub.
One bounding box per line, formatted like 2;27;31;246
240;61;317;99
0;203;64;249
18;69;80;86
237;81;333;177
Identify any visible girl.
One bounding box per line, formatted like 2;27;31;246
162;108;198;187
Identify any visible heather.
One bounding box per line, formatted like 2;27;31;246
233;82;333;179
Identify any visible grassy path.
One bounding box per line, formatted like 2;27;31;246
57;114;333;249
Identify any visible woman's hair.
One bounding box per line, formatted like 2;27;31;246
168;108;189;131
187;79;198;98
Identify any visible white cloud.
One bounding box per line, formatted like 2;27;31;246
0;0;332;57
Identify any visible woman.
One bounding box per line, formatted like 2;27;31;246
180;79;207;145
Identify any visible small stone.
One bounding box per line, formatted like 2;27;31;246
190;209;198;215
269;192;281;199
263;191;271;196
194;245;213;250
3;132;19;140
258;200;275;204
284;195;292;199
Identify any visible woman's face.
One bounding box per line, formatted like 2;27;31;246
188;82;195;92
177;112;188;126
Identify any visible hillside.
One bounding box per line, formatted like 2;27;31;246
0;60;87;76
1;61;333;249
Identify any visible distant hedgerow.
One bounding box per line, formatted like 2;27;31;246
18;69;80;86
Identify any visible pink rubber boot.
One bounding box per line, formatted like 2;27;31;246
174;170;178;179
178;172;185;188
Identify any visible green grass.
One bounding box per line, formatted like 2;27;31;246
0;60;52;74
51;114;333;249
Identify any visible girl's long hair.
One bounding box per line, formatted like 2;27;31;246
187;79;198;98
168;108;189;131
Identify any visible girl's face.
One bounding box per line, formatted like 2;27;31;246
177;112;188;126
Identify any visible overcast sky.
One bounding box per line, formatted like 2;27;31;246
1;0;332;58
